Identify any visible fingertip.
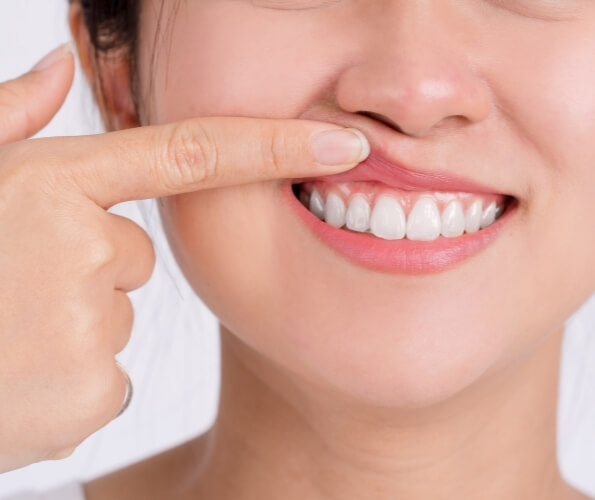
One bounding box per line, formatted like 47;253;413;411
0;43;77;142
31;42;75;73
311;127;370;167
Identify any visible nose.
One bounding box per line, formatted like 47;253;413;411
335;3;492;138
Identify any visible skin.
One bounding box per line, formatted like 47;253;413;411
71;0;595;498
0;20;361;474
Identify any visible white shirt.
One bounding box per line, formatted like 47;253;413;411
2;482;84;500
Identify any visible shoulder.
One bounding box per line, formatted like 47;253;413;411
84;432;210;500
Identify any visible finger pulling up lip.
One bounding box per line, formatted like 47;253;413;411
302;148;513;197
286;142;517;274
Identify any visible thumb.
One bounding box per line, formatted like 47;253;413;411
0;43;75;145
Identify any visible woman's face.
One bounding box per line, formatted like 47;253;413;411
139;0;595;407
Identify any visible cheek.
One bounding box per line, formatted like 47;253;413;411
145;2;353;123
159;184;294;343
485;25;595;197
479;25;595;319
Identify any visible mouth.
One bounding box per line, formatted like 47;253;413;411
285;150;518;274
293;181;514;239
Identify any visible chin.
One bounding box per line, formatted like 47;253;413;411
255;309;504;410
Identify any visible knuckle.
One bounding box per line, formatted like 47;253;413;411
135;225;156;274
72;361;122;425
138;244;156;286
83;236;117;271
48;446;77;461
121;293;135;329
75;223;118;271
113;292;134;354
260;126;286;177
113;215;156;289
160;121;218;189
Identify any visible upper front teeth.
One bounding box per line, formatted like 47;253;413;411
370;195;406;240
301;186;505;241
406;197;442;241
345;195;371;232
324;193;346;228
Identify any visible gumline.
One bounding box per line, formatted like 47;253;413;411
297;180;508;216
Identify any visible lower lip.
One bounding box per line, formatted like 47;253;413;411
282;182;516;274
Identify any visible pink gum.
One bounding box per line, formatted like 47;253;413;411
301;181;507;215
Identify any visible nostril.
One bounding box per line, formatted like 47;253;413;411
357;111;404;134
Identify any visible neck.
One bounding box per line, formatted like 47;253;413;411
191;326;578;500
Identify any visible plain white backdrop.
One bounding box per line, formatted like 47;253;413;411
0;1;594;497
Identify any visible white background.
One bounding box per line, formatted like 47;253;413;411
0;1;594;497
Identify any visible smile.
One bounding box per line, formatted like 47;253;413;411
294;182;510;241
285;148;518;274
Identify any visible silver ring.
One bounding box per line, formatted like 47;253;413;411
115;361;133;419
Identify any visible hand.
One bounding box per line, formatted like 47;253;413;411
0;44;369;473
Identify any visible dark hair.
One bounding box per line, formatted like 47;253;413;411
78;0;139;55
74;0;182;125
69;0;140;126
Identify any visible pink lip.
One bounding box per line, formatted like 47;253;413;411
286;114;514;273
283;182;516;275
301;149;506;194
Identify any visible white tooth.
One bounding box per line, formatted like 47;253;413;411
345;195;371;232
480;201;497;229
309;189;325;220
494;203;504;220
465;199;483;234
406;197;442;241
370;195;406;240
325;192;346;228
441;200;465;238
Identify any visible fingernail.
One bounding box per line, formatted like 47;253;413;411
311;128;370;166
32;42;74;72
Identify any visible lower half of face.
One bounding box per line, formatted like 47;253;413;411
158;177;595;408
145;0;595;408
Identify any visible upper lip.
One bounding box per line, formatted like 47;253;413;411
298;110;509;195
319;151;503;194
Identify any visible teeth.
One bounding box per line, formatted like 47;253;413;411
480;201;497;229
370;195;406;240
299;189;310;208
441;200;465;238
300;186;505;240
309;189;325;220
406;197;442;241
345;195;371;232
325;192;346;228
465;199;483;234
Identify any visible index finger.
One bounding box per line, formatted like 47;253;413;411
17;117;370;209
